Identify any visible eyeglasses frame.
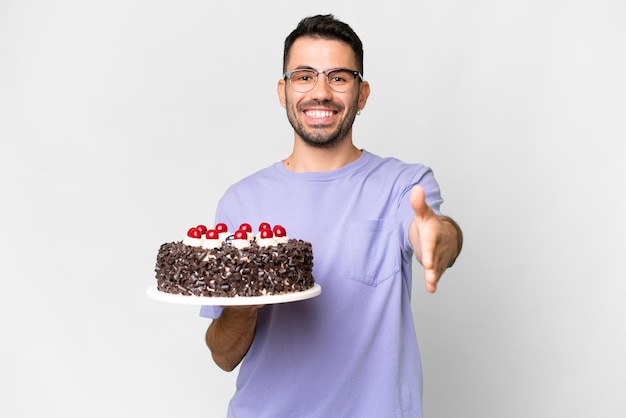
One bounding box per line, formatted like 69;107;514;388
283;68;364;93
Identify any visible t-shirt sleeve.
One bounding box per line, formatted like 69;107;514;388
200;305;223;319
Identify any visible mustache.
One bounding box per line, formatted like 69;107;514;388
297;100;342;112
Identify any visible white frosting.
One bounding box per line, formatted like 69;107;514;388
275;236;289;244
202;239;222;249
231;239;251;249
256;237;277;247
182;236;203;247
183;227;284;249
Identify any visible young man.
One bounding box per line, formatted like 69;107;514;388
201;14;463;418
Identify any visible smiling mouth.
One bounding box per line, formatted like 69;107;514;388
304;109;337;119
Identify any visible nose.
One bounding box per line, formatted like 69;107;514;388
309;73;334;100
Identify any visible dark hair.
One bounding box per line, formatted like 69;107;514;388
283;14;364;74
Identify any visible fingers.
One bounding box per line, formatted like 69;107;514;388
409;185;444;293
421;240;440;293
424;269;438;293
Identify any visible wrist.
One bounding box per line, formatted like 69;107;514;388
439;216;463;267
221;306;259;323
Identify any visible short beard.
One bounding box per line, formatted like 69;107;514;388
286;99;359;149
295;121;348;149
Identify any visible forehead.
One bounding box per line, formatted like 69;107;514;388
286;37;357;70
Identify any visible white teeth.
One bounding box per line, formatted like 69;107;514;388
305;110;334;118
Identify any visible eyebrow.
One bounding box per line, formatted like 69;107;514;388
290;66;348;72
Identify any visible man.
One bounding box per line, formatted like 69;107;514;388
201;14;463;418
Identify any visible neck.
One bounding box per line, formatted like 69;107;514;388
283;138;362;172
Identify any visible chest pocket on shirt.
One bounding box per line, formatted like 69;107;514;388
348;218;400;287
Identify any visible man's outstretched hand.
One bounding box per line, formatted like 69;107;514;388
409;185;462;293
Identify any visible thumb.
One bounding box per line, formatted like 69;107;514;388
409;185;437;289
410;185;431;220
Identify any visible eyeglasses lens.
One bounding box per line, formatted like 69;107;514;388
288;70;358;93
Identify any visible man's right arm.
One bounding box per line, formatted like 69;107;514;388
205;306;261;371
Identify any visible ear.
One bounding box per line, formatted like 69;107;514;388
277;78;287;108
357;80;371;112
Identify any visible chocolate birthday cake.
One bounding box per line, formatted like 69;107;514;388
154;223;315;297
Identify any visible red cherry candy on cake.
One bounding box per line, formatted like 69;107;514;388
233;229;248;240
215;223;228;233
239;223;252;233
205;229;219;240
260;229;274;239
259;222;271;231
273;225;287;237
187;227;201;239
196;224;208;235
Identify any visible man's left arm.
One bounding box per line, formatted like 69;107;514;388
408;185;463;293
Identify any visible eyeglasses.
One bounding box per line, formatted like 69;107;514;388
283;68;363;93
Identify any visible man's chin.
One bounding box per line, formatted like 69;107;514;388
300;134;342;149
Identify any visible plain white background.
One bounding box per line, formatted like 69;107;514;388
1;1;625;417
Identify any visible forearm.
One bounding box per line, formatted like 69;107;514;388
205;307;259;372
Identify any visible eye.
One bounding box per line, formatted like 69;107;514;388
328;70;352;84
291;70;316;83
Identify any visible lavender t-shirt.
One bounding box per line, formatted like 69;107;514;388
200;150;442;418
